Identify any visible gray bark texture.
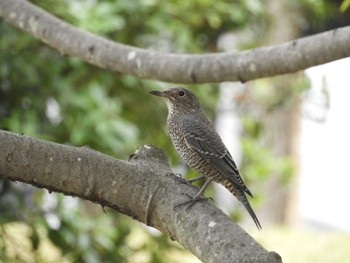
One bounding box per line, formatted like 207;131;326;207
0;130;282;263
0;0;349;84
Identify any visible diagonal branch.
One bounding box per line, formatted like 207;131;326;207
0;129;282;263
1;0;349;84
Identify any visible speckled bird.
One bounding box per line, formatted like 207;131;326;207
149;87;261;229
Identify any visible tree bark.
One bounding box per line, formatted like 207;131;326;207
258;0;301;225
0;129;282;263
0;0;349;84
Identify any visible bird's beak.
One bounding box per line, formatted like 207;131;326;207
149;90;166;97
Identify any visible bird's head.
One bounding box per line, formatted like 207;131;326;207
149;87;201;114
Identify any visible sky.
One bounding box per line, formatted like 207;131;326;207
300;58;350;232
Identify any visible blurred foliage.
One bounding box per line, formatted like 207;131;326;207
0;0;347;262
300;0;350;34
238;75;309;172
340;0;350;11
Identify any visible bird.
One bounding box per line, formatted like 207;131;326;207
149;87;261;229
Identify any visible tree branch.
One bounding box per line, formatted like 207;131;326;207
0;130;282;263
1;0;349;84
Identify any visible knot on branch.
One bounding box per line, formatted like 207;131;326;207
267;251;283;263
128;144;170;168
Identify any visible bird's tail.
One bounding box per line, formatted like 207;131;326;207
223;179;262;230
241;196;262;230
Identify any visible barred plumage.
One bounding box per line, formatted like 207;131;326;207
149;87;261;229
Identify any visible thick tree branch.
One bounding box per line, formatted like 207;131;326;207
1;0;349;84
0;130;282;263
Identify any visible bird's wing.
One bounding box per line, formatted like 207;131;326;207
183;116;252;197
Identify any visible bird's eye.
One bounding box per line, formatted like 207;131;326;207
178;90;185;97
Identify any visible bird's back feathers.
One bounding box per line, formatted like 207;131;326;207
183;115;253;197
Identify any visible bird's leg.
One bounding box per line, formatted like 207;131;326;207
174;177;214;210
187;175;205;184
174;175;205;188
